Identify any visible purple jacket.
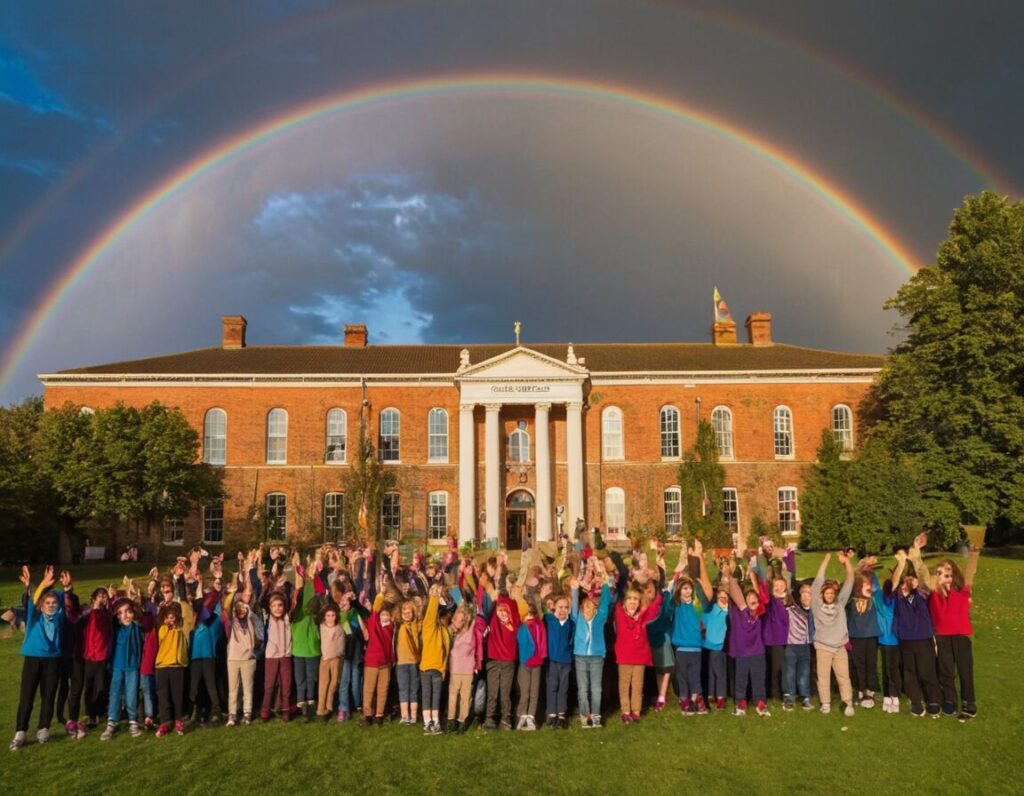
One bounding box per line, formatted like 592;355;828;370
728;603;765;657
761;596;790;647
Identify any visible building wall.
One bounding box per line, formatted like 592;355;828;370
43;375;872;550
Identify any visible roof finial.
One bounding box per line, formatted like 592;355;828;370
514;320;521;346
566;343;578;365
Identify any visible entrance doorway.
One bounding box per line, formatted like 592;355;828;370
505;489;535;549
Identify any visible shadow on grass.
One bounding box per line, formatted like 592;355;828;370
979;545;1024;560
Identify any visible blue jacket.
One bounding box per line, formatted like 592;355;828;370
701;603;729;651
571;585;611;658
871;573;898;646
21;590;65;658
111;621;144;672
670;591;706;651
892;587;934;642
189;598;222;660
543;612;575;664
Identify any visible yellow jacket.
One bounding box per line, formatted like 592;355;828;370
419;594;451;677
156;600;194;668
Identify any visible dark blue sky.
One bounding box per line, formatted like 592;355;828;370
1;1;1021;402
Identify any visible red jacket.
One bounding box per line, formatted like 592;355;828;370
82;607;112;663
487;596;521;662
928;586;973;637
613;593;663;666
140;604;158;676
364;606;397;668
520;616;547;668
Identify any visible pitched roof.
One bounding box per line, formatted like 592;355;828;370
51;342;885;377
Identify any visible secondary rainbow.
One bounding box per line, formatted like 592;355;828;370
1;72;924;392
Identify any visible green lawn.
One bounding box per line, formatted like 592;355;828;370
2;551;1022;796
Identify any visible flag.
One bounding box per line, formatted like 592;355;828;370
701;480;712;517
713;286;735;324
358;494;368;530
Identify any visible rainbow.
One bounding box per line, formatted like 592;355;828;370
1;72;924;392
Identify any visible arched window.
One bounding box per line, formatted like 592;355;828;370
265;492;287;541
266;409;287;464
508;429;530;463
325;408;346;463
602;407;624;460
428;408;449;463
204;408;226;465
832;405;854;451
79;406;95;416
663;487;681;535
773;406;794;458
660;406;680;459
323;493;344;540
379;408;400;462
605;487;625;536
711;406;734;459
428;491;448;540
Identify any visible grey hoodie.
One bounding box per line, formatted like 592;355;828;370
811;562;854;651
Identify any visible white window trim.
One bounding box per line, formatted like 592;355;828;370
507;428;531;464
325;408;347;464
777;486;800;537
265;492;288;540
604;486;626;536
323;492;344;535
266;408;288;465
204;407;227;467
773;405;795;460
163;517;185;546
831;404;855;452
711;405;734;461
381;491;402;536
427;490;448;540
602;407;625;461
660;406;681;461
379;408;401;464
722;487;739;533
663;486;682;533
427;408;449;464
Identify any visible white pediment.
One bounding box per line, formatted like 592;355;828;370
457;347;588;381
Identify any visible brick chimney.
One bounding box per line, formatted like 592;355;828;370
222;315;247;349
711;320;737;346
344;324;368;347
745;313;773;346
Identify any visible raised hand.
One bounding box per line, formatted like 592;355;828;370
836;550;849;565
149;566;160;580
41;565;56;587
913;532;928;551
60;570;72;589
692;538;703;557
895;549;907;562
19;566;30;587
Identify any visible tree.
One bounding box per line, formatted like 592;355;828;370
341;411;397;542
677;420;730;547
876;192;1024;541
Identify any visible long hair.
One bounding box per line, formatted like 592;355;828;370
938;559;966;591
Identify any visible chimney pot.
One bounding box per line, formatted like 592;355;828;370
344;324;368;347
710;321;737;346
222;315;247;349
744;313;773;346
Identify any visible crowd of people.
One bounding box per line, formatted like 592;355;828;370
9;529;979;750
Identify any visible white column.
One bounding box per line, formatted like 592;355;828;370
534;403;552;542
484;403;502;545
458;404;476;544
566;400;585;540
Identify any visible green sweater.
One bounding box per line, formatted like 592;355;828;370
291;580;322;658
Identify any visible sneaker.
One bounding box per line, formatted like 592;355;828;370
280;711;290;723
446;720;461;734
941;702;957;717
499;720;513;731
861;693;875;709
260;711;271;722
174;720;185;736
890;698;900;714
629;712;641;722
226;715;237;728
927;704;941;719
155;723;169;738
755;700;771;717
557;714;569;729
128;721;142;738
423;721;434;735
843;703;855;717
958;706;976;723
581;715;592;729
695;696;708;715
820;703;831;715
679;698;692;715
620;713;631;724
359;715;373;727
910;704;925;718
144;717;154;730
525;715;537;731
9;731;26;751
516;715;528;730
101;722;116;741
481;719;497;731
801;698;813;711
335;710;348;723
432;722;443;735
733;700;747;716
64;720;76;736
782;699;794;712
591;715;602;729
716;697;727;712
242;713;252;726
36;728;50;744
652;696;666;713
881;696;891;712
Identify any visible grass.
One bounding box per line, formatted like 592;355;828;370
2;551;1022;795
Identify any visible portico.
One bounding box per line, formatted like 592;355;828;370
455;346;589;546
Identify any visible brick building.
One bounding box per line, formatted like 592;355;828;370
40;313;883;552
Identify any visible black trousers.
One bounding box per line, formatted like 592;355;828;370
765;645;785;700
82;659;107;720
157;667;186;724
16;657;61;732
850;637;880;693
900;639;941;710
189;658;221;716
56;656;85;723
936;635;975;708
881;644;902;698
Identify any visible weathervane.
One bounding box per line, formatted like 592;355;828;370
514;320;521;346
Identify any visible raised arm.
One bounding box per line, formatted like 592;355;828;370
726;561;746;610
693;540;713;602
836;550;855;605
908;533;933;595
891;549;907;589
964;548;980;588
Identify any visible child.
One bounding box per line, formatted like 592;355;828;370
613;584;662;722
847;558;881;709
10;566;65;751
316;601;346;721
419;584;451;734
224;577;264;726
543;593;574;729
727;561;770;717
291;561;323;722
361;589;396;726
571;570;612;728
929;546;980;720
261;589;294;722
811;551;855;716
669;540;713;715
155;575;195;738
101;595;144;740
339;591;367;722
138;575;161;731
702;563;731;711
446;602;482;733
783;578;814;711
515;596;546;731
892;535;941;718
395;598;422;726
759;557;792;704
868;564;900;713
482;595;521;731
79;586;112;730
188;576;223;724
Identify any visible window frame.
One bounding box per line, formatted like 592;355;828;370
323;492;344;540
604;486;625;536
202;500;224;545
660;406;681;460
203;408;227;466
163;516;184;546
265;492;287;541
778;486;800;536
711;406;734;460
379;408;401;463
663;486;682;535
601;406;624;461
427;408;449;463
427;491;448;541
773;405;794;459
722;487;739;534
266;408;288;465
831;404;854;452
325;408;347;464
507;428;531;463
381;492;402;537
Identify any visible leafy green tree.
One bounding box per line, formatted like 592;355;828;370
877;192;1024;542
677;420;730;547
342;411;397;542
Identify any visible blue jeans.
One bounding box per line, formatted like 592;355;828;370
735;654;766;704
545;661;571;715
107;669;139;723
339;659;362;713
141;674;157;719
574;656;604;717
783;644;811;700
396;663;419;704
293;656;319;704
